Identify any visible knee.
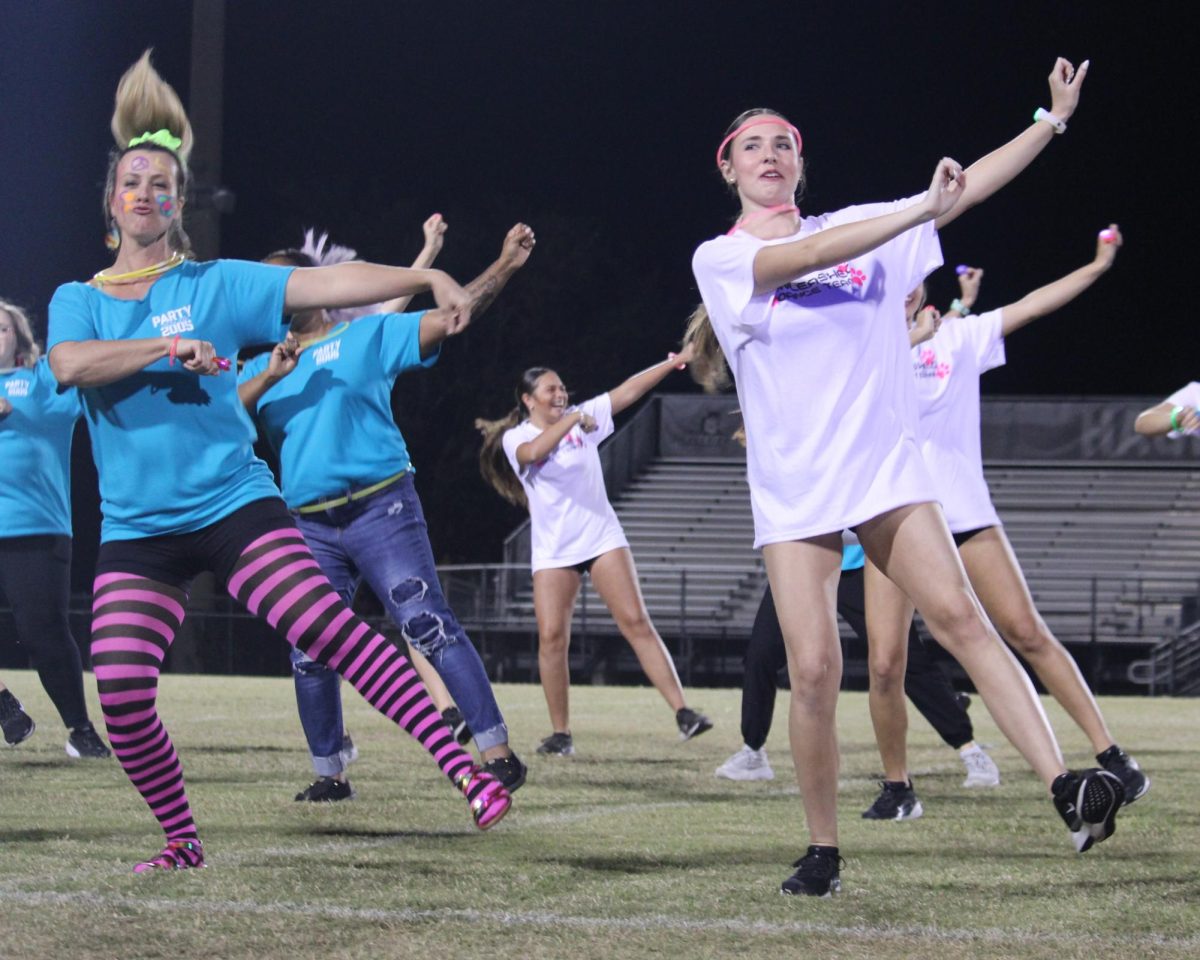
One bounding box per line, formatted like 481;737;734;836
539;628;570;656
999;614;1054;656
401;610;456;657
787;653;840;701
617;611;654;643
868;651;906;692
924;593;989;650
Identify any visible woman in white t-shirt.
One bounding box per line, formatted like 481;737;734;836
477;350;712;754
688;59;1127;897
863;226;1148;821
1135;383;1200;436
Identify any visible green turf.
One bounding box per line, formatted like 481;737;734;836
0;670;1197;960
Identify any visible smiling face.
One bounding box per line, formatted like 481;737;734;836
719;117;803;211
107;148;183;248
522;370;569;425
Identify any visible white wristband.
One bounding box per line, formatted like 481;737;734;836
1033;107;1067;134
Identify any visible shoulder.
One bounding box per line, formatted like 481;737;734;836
693;232;759;270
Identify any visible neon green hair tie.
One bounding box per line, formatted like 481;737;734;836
127;129;182;152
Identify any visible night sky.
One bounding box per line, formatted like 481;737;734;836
0;2;1184;575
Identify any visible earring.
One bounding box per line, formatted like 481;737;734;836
104;224;120;251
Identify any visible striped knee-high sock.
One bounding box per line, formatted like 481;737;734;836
90;573;196;840
226;527;476;787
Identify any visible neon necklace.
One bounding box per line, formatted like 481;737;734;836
92;251;186;286
294;321;350;350
726;204;800;236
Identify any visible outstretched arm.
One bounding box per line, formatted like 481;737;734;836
608;343;695;415
936;57;1088;230
418;223;535;356
377;214;449;315
1000;225;1121;336
1135;399;1200;437
50;336;221;387
284;262;469;325
753;158;965;294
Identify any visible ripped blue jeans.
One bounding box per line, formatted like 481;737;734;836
291;472;507;776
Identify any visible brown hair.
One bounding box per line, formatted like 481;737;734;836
0;300;40;368
718;107;806;199
681;303;729;393
104;50;194;255
475;367;555;508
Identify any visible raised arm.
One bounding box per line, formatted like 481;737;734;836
237;338;299;414
284;261;469;320
1000;225;1121;336
608;343;695;416
377;214;448;315
935;57;1088;230
418;223;536;357
50;336;220;388
753;157;965;294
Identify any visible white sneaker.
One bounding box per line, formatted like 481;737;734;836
961;745;1000;788
715;745;774;781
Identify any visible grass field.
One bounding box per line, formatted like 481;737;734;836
0;669;1197;960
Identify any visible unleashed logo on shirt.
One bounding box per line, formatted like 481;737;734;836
152;305;195;337
914;347;951;380
773;263;868;304
312;340;341;365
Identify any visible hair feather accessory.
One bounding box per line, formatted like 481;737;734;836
298;228;386;324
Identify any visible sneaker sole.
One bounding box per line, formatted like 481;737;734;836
65;741;111;760
962;776;1001;788
679;720;714;742
1071;771;1123;853
780;878;841;898
715;767;775;781
4;717;35;747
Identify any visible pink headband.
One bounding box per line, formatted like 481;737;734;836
715;116;803;170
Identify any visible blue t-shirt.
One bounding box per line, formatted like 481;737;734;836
239;312;437;508
47;259;293;541
0;359;81;537
842;545;865;571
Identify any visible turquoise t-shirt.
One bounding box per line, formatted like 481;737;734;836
239;312;437;508
0;358;81;537
47;259;293;541
842;545;865;571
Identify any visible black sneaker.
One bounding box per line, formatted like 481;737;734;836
1096;745;1150;805
442;706;473;746
536;732;575;756
861;780;923;820
0;689;35;746
65;722;112;759
1052;768;1124;852
676;707;713;742
781;845;844;897
294;776;356;802
482;752;528;792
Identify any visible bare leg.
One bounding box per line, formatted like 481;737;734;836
588;548;686;713
864;557;914;783
407;646;453;713
532;567;582;733
763;535;844;847
960;527;1115;754
857;503;1065;789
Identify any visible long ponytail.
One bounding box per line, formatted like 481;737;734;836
682;304;730;392
475;366;554;508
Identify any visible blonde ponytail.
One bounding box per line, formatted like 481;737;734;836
682;303;730;392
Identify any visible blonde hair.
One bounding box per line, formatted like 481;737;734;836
0;299;41;369
682;304;730;392
104;50;194;254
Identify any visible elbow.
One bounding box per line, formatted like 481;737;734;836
1133;416;1152;436
48;345;83;387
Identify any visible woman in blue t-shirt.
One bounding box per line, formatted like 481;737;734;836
46;50;509;872
240;220;535;801
0;300;110;759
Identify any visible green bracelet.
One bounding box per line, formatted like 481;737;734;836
949;298;971;316
1170;406;1184;431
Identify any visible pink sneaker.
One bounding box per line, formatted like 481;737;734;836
455;765;511;830
133;838;205;873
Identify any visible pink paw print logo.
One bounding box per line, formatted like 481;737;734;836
935;362;951;379
848;266;866;286
919;349;936;367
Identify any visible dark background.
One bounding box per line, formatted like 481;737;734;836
0;1;1184;583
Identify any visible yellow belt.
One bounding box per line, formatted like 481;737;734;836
295;470;408;515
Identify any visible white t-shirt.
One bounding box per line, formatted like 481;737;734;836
1166;382;1200;438
502;393;629;572
692;197;943;547
911;308;1006;533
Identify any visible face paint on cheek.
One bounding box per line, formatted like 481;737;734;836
121;191;137;213
156;194;176;217
130;156;150;171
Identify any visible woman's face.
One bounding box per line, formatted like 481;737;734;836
108;149;183;247
0;311;18;368
721;119;802;209
523;371;568;423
